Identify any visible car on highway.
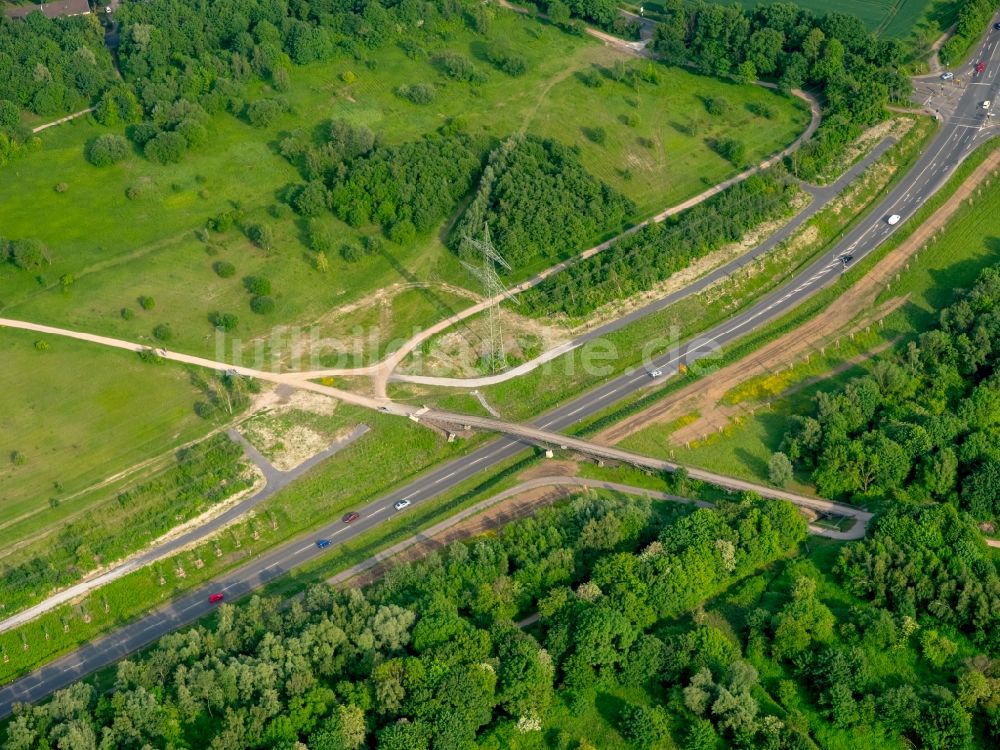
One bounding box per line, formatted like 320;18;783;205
941;71;954;81
342;512;360;524
209;592;225;603
839;254;854;265
975;61;986;75
316;539;331;549
393;499;411;511
994;22;1000;30
887;214;901;225
982;100;992;109
649;369;663;378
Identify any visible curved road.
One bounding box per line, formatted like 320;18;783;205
1;15;998;718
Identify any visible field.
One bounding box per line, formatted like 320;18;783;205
621;149;1000;486
0;9;807;364
0;328;216;546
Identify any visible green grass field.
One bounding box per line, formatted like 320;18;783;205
0;328;214;541
0;10;806;363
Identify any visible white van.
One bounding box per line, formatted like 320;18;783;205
887;214;901;225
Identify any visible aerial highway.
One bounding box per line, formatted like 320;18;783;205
1;13;998;719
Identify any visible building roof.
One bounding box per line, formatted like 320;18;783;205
4;0;91;20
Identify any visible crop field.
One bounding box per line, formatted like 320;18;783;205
0;10;806;363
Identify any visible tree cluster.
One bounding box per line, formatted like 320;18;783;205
327;131;484;241
3;493;804;749
786;265;1000;518
524;172;797;317
0;14;115;118
939;0;998;66
0;236;51;271
652;1;911;179
452;134;635;272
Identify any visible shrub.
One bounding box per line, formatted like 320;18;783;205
704;96;730;116
243;276;272;295
395;83;435;104
34;339;49;351
713;137;747;166
340;244;361;263
53;182;69;193
308;220;335;253
434;51;480;82
152;323;173;341
138;295;155;310
485;40;527;76
87;134;130;167
585;126;606;145
10;450;27;466
213;260;236;278
8;238;50;270
363;235;384;256
250;295;275;314
144;131;187;164
245;98;284;128
578;69;603;88
208;209;243;233
292;180;330;216
120;307;135;320
209;312;239;331
246;223;274;252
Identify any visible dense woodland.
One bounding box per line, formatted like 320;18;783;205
452;135;635;272
2;494;809;749
522;172;798;317
786;265;1000;519
648;1;910;179
9;483;1000;749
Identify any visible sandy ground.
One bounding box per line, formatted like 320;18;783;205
597;149;1000;446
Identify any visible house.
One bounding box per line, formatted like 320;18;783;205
3;0;92;20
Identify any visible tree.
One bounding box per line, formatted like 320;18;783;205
246;98;284;128
210;312;239;331
618;703;666;749
768;452;793;486
548;0;571;27
8;238;50;270
87;134;130;167
250;295;275;314
0;99;18;134
293;181;330;216
246;224;275;252
144;131;187;164
685;717;718;750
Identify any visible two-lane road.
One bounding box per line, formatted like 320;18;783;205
2;15;999;718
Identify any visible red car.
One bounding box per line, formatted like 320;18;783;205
209;592;225;604
343;512;360;524
975;61;986;75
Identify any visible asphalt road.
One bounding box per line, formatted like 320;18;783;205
2;17;999;717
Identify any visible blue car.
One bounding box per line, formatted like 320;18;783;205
316;539;331;549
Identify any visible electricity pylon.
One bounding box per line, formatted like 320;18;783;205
461;224;518;373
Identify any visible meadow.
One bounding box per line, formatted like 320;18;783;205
0;327;214;539
0;9;807;363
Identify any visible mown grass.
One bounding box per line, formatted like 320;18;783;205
0;11;805;363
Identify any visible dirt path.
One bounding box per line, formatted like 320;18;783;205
928;24;957;75
597;148;1000;446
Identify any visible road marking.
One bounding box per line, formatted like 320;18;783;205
296;544;312;554
369;506;389;516
63;662;83;671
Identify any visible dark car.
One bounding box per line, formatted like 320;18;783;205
343;512;360;524
209;592;225;604
839;253;854;265
994;22;1000;30
316;539;331;549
